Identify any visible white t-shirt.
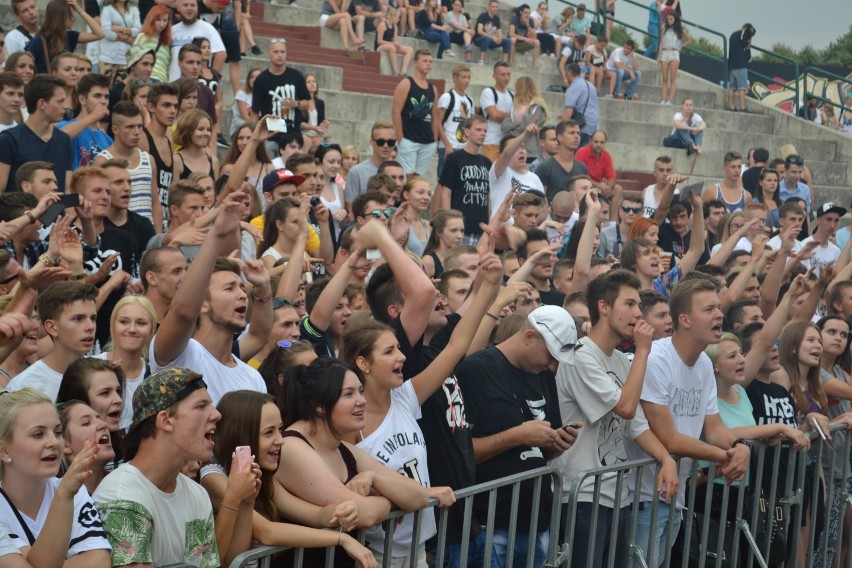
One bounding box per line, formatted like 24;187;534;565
0;121;18;133
624;337;719;509
766;234;802;253
0;478;111;557
800;236;840;276
641;183;680;219
149;337;266;406
489;164;544;221
94;353;146;430
436;90;473;150
6;360;64;402
356;381;436;557
94;464;218;568
169;20;226;81
0;529;20;558
671;111;704;135
550;337;649;507
605;47;633;72
231;90;252;134
4;28;32;57
480;87;514;145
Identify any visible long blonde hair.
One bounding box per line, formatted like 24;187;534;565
514;76;549;117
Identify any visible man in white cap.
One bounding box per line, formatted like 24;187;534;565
801;202;846;276
455;304;580;568
551;269;678;567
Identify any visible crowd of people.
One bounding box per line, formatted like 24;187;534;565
0;0;851;567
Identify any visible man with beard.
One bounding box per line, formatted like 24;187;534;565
251;39;308;138
168;0;225;81
149;187;272;405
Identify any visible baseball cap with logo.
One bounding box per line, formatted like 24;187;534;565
528;306;580;366
815;203;847;218
262;169;306;194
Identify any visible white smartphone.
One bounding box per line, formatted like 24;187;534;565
366;249;382;260
266;117;288;133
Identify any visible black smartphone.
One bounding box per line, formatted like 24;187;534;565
38;194;81;226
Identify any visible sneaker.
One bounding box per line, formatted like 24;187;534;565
478;59;485;65
602;93;613;99
217;135;229;148
445;50;455;57
548;52;556;57
661;99;667;105
251;45;262;55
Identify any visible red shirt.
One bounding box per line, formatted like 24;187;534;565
575;146;617;183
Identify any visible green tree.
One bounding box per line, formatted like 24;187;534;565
684;36;724;60
609;25;636;47
754;26;852;67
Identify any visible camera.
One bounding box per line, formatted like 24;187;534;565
310;196;321;207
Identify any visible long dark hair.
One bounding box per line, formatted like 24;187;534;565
664;10;684;39
754;168;781;208
279;358;357;438
41;0;72;60
817;315;852;376
222;123;270;167
213;391;278;521
259;197;301;257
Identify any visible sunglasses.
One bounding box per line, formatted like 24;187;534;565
272;297;296;310
373;138;397;147
621;206;642;214
370;208;396;219
786;155;804;166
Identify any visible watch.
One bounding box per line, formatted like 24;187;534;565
732;438;752;450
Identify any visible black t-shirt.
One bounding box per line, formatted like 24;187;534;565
658;224;688;259
728;30;751;69
539;286;565;308
251;67;309;134
88;226;141;351
456;346;560;529
746;379;799;496
391;315;429;382
475;13;502;37
105;212;156;259
438;149;491;235
741;166;763;194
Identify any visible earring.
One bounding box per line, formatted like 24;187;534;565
5;458;10;464
364;369;370;374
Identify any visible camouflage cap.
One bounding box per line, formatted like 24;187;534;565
131;367;207;426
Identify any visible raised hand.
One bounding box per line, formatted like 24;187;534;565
57;440;98;499
632;319;656;353
0;312;35;348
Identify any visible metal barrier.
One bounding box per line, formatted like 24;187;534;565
228;467;563;568
746;45;800;113
557;423;852;568
802;66;852;118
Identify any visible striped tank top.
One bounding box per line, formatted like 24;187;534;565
99;148;155;224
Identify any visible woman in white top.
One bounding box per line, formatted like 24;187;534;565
231;68;260;138
220;124;272;207
0;389;112;567
445;0;474;62
93;296;157;430
657;11;690;105
98;0;141;81
57;358;125;437
671;98;705;155
401;177;432;257
58;401;116;495
316;144;349;237
339;246;502;564
259;197;308;271
300;74;330;152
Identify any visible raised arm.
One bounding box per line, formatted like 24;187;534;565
153;188;249;365
410;254;501;404
494;123;538;179
226;118;276;193
237;259;273;362
743;276;805;383
651;173;686;225
678;192;705;275
724;234;767;309
568;191;601;294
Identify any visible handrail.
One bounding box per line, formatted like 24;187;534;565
748;44;799;110
803;65;852;116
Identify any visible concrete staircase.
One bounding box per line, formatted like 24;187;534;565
239;0;850;204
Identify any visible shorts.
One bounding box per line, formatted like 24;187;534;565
660;49;680;63
218;18;242;63
319;13;330;25
729;67;749;90
515;41;533;53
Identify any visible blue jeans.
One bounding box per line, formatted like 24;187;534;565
489;528;549;568
674;129;703;148
579;131;591;148
425;28;451;58
613;68;642;99
644;23;659;58
474;35;512;54
439;531;487;568
631;501;681;568
561;503;629;568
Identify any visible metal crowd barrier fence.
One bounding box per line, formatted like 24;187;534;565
228;467;563;568
557;423;852;568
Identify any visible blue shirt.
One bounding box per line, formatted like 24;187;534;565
58;119;114;169
778;179;811;212
648;1;659;27
0;123;74;193
564;77;599;135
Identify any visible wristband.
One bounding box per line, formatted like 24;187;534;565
69;273;86;281
485;312;499;321
39;253;57;267
253;293;273;304
732;438;752;450
24;210;36;224
219;502;239;512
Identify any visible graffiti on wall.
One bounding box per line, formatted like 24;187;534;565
751;71;851;112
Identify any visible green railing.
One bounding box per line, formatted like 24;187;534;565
802;65;852;117
748;44;799;112
553;0;729;83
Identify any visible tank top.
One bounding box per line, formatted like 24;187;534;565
426;251;444;278
99;149;156;225
407;219;430;257
144;128;173;223
401;77;436;144
589;46;606;67
277;430;358;568
713;183;748;214
661;28;683;50
374;22;395;50
198;71;220;99
177;152;215;180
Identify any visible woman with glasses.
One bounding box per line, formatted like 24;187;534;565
375;9;414;77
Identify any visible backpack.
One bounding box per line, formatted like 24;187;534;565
481;86;514;119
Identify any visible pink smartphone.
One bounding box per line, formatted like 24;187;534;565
235;446;252;472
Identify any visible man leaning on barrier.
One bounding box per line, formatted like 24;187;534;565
624;277;751;568
553;269;679;568
456;305;580;568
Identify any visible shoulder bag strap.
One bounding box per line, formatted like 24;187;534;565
0;486;36;546
39;35;52;74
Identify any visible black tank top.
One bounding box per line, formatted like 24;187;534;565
144;128;173;217
277;430;358;568
177;152;216;181
401;76;436;144
427;251;444;278
374;22;395;50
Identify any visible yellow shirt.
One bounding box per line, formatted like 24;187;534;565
251;214;320;255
